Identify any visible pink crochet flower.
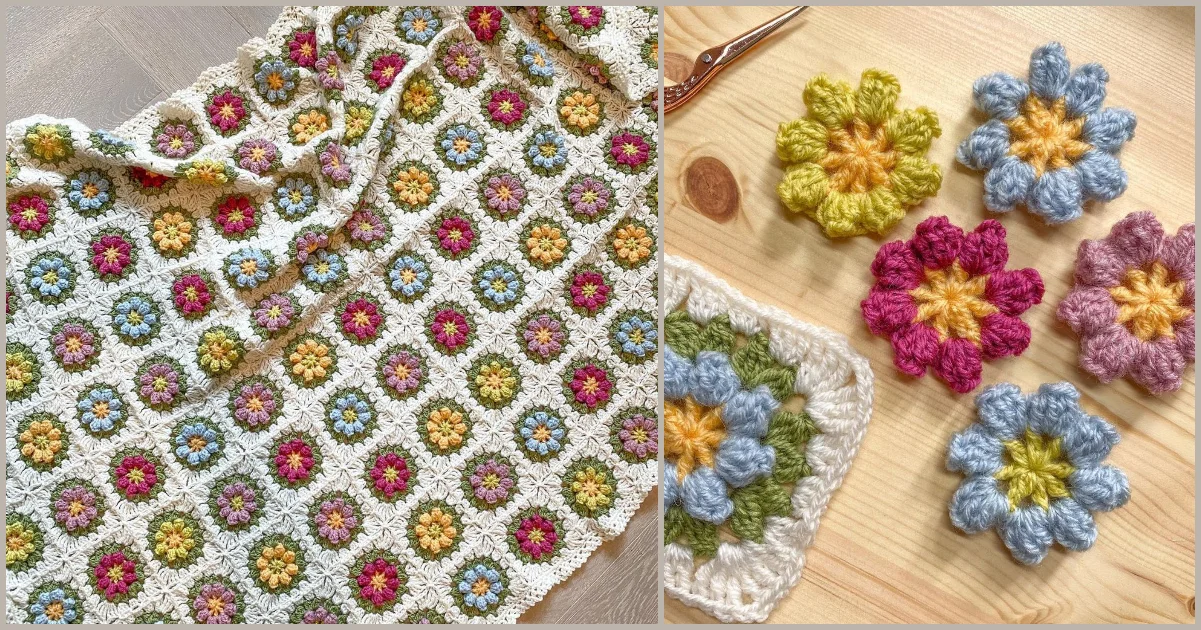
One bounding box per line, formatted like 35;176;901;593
861;216;1044;393
1057;212;1194;394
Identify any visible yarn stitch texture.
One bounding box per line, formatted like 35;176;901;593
5;6;659;624
861;215;1045;393
662;255;874;623
957;42;1136;224
947;382;1130;565
1057;211;1194;394
777;69;942;238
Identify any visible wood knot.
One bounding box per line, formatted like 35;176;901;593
664;52;694;84
1188;596;1195;617
684;156;739;223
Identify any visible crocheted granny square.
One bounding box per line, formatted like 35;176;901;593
6;6;658;624
663;255;874;623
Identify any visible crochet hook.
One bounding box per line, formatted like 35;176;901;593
664;6;809;114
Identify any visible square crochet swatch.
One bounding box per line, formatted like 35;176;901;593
5;6;658;624
662;255;874;623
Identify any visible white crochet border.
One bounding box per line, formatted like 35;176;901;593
662;255;874;623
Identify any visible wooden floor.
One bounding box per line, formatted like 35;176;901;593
4;6;658;624
664;5;1195;624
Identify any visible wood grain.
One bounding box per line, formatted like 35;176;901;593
664;5;1194;624
4;6;657;624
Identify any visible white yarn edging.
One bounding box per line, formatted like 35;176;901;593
662;255;874;623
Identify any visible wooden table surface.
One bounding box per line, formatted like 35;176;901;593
4;6;657;624
664;5;1195;624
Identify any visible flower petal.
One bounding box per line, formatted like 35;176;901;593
1082;107;1136;152
982;155;1036;213
975;382;1027;441
971;72;1029;120
714;436;776;489
891;322;939;376
776;118;828;164
814;191;869;238
1063;62;1109;118
947;424;1004;476
1057;287;1119;336
663;463;680;506
884;107;941;156
860;188;905;235
979;313;1031;360
1069;464;1130;512
1078;322;1139;383
777;162;829;215
888;155;942;207
958;219;1009;276
1131;337;1186;394
949;476;1008;534
870;241;923;290
1059;412;1119;469
855;68;901;126
1175;314;1194;360
909;215;964;269
1000;505;1054;565
1161;222;1195;281
691;350;742;406
956;120;1011;171
1074;150;1127;202
985;268;1044;316
802;74;856;128
663;347;696;399
1028;42;1071;101
1107;211;1164;268
935;338;983;393
1073;238;1126;287
1025;381;1084;436
1028;167;1083;224
680;467;734;524
721;386;778;439
861;288;917;336
1048;498;1097;552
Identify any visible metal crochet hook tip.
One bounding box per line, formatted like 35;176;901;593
664;6;808;114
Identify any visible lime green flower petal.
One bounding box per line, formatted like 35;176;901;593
860;188;905;235
802;74;856;129
777;163;829;215
815;190;870;238
885;107;942;156
889;155;943;206
855;69;901;126
776;118;828;164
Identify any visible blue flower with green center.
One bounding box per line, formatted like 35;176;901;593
30;588;77;624
113;296;157;340
336;13;365;56
78;386;123;433
478;265;518;306
615;315;656;357
174;422;219;466
67;170;112;212
27;256;72;299
276;177;315;217
527;130;566;170
520;411;564;456
227;248;271;288
441;125;483;166
254;59;297;103
388;256;429;298
458;564;503;611
330;392;371;437
521;41;554;78
302;249;344;287
400;7;439;43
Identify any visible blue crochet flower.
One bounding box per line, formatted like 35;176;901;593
28;256;72;299
957;42;1135;224
113;296;157;340
615;315;657;357
91;130;133;153
458;564;503;611
330;391;371;437
67;170;111;212
520;411;564;456
400;7;439;43
441;125;483;167
521;41;555;78
478;265;518;306
30;588;77;624
336;13;365;56
527;130;567;170
947;382;1130;565
389;256;429;298
254;59;297;103
662;346;778;525
174;422;220;466
227;248;271;289
302;249;344;287
78;386;123;433
276;177;315;217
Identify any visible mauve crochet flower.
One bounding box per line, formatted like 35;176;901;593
861;216;1044;393
469;459;513;505
1057;211;1194;394
217;482;257;526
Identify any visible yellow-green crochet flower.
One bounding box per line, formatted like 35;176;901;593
777;69;942;238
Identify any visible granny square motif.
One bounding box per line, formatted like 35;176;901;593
5;6;657;624
662;255;874;623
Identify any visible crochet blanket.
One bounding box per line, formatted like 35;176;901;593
5;6;658;624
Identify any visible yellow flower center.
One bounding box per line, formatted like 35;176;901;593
1109;262;1192;341
1007;96;1091;177
82;182;99;198
995;428;1075;511
820;118;897;193
664;397;725;481
909;261;998;345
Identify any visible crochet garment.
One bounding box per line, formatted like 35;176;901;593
662;255;874;623
5;6;658;624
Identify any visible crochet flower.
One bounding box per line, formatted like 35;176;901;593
458;564;503;611
957;43;1135;223
947;382;1130;565
520;411;565;456
514;513;558;560
483;173;525;216
216;482;257;527
777;69;942;237
441;124;483;167
113;295;157;341
369;452;411;500
1057;212;1194;393
31;588;77;624
389;256;429;299
275;438;316;484
401;7;439;43
277;177;315;217
568;363;611;410
55;484;99;532
468;6;504;41
255;59;297;103
78;386;123;433
478;265;519;307
330;390;372;438
227;248;271;289
315;497;357;545
469;458;513;505
861;216;1044;393
174;422;219;466
355;557;400;608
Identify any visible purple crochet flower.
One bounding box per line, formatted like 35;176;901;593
523;315;564;358
237;139;277;174
383;351;422;396
315;52;344;90
320;142;351;184
139;362;180;406
54;484;99;532
619;414;658;460
315;497;357;545
469;458;514;505
253;293;295;333
483;173;525;216
233;381;277;428
216;481;257;527
567;176;610;218
156;124;196;158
